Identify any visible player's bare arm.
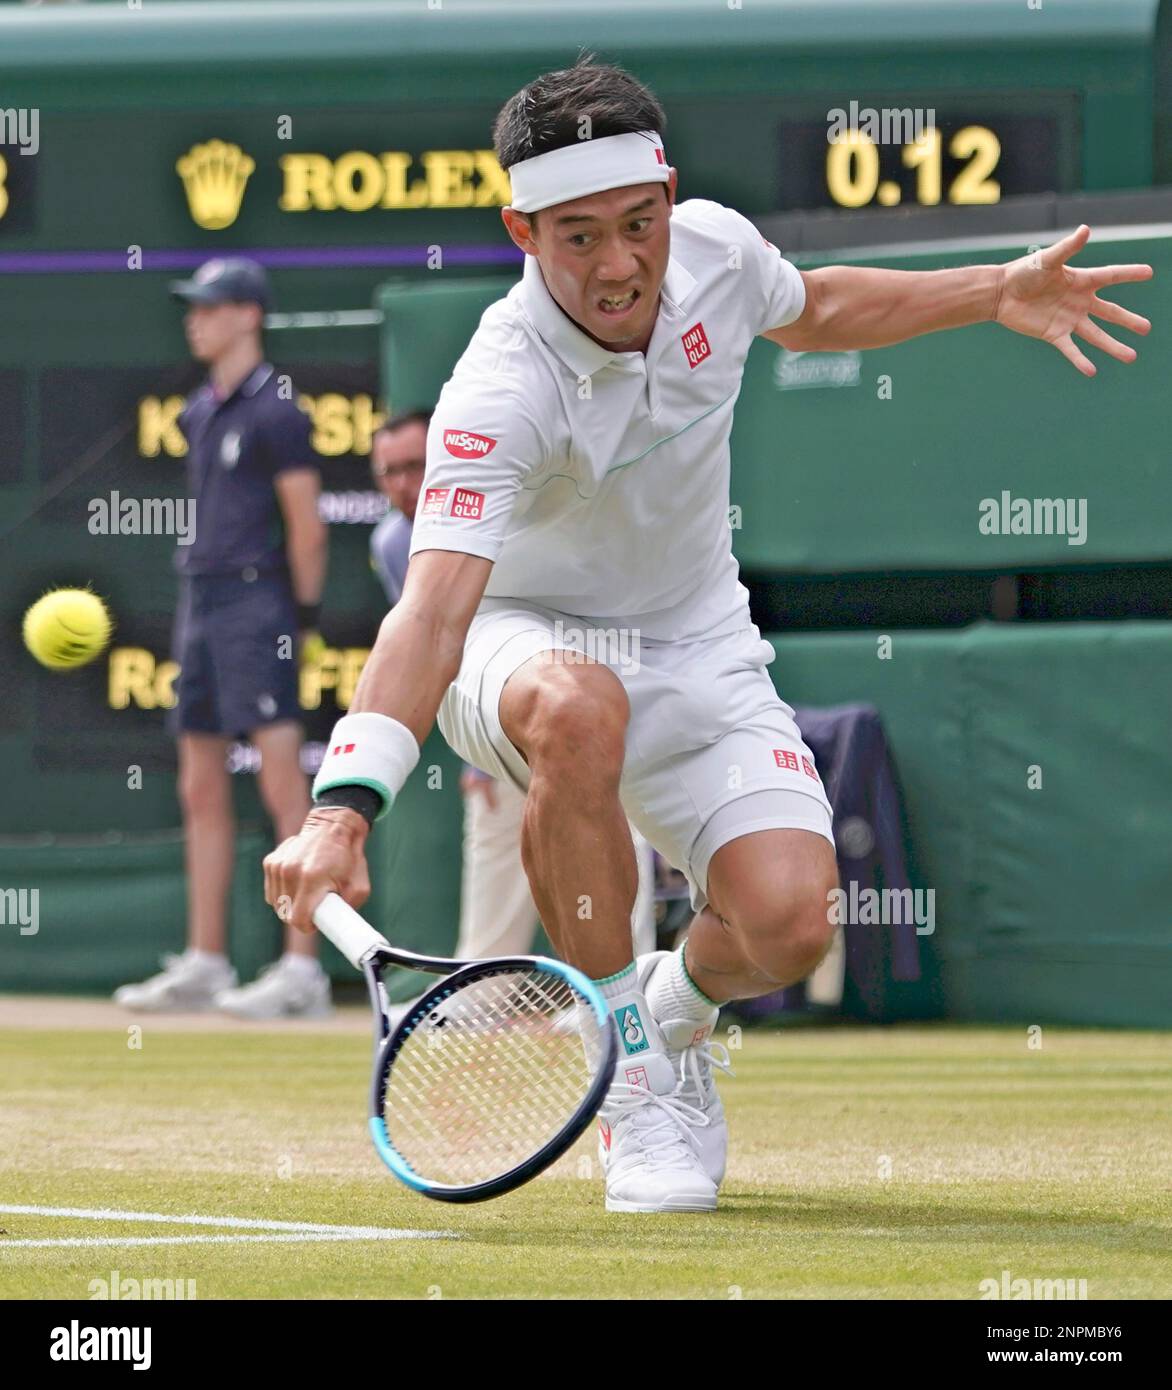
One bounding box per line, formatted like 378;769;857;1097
768;223;1152;377
262;548;492;930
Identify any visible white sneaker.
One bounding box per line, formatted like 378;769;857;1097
113;951;237;1012
661;1020;733;1187
213;958;332;1021
597;984;719;1219
639;950;734;1188
599;1047;718;1213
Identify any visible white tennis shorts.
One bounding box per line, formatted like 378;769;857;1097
437;600;835;912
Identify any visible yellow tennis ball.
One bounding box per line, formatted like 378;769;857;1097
22;588;113;670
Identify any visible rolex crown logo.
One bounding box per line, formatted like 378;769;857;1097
176;139;255;231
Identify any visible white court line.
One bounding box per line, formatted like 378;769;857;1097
4;1234;442;1248
0;1204;456;1248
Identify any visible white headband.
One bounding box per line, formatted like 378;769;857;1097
508;130;670;214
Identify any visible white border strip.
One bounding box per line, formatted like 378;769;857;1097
0;1204;455;1247
796;220;1172;264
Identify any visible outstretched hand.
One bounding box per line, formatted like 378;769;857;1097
994;225;1152;377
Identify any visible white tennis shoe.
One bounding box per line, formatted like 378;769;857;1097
213;957;333;1020
639;950;733;1188
113;951;236;1012
598;1046;718;1213
661;1020;732;1187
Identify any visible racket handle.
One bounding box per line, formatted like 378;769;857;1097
312;892;392;969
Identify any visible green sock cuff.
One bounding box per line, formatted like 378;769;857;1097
680;942;720;1008
593;961;635;988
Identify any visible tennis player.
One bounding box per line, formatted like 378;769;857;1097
265;60;1152;1210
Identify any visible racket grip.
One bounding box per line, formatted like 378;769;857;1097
312;892;392;969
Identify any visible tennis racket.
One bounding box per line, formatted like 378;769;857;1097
312;892;616;1203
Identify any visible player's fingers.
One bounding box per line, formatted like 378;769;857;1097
288;881;325;934
1041;224;1089;268
1076;318;1137;364
262;845;286;910
262;838;294;909
1052;332;1096;377
1086;263;1153;289
269;862;299;927
347;862;371;912
1090;295;1151;335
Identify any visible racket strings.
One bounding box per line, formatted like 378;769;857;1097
382;967;606;1186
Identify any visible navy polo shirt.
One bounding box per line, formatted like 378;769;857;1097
176;362;318;577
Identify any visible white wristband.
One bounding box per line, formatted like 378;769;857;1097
312;713;420;820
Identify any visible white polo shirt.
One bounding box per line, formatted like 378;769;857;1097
407;198;806;642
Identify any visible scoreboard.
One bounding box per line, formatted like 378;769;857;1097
777;106;1070;213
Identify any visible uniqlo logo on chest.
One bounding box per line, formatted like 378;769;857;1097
451;487;484;521
801;755;820;782
420;487;449;517
773;748;799;771
443;428;497;460
682;321;711;369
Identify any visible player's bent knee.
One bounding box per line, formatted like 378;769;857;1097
722;866;839;984
504;658;629;781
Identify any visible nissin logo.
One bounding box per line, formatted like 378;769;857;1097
443;429;496;459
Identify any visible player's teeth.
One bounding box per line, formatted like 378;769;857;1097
601;293;634;308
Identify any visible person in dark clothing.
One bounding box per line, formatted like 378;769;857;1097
115;258;330;1018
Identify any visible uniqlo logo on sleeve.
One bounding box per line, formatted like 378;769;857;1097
443;429;497;459
681;322;711;369
420;487;449;517
773;748;799;771
451;487;484;521
801;755;820;782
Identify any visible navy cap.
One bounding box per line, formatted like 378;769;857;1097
170;257;271;310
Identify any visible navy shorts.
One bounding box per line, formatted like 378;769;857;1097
169;571;302;737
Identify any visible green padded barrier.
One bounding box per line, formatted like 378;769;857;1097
378;275;516;413
0;726;464;998
5;624;1168;1027
0;828;277;995
768;621;1172;1027
957;621;1172;1026
733;229;1171;575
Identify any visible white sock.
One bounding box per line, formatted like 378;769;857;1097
186;948;227;966
593;962;661;1059
280;952;323;979
646;944;718;1027
594;961;637;1002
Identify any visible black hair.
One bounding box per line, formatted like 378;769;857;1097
493;54;667;223
373;407;433;445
